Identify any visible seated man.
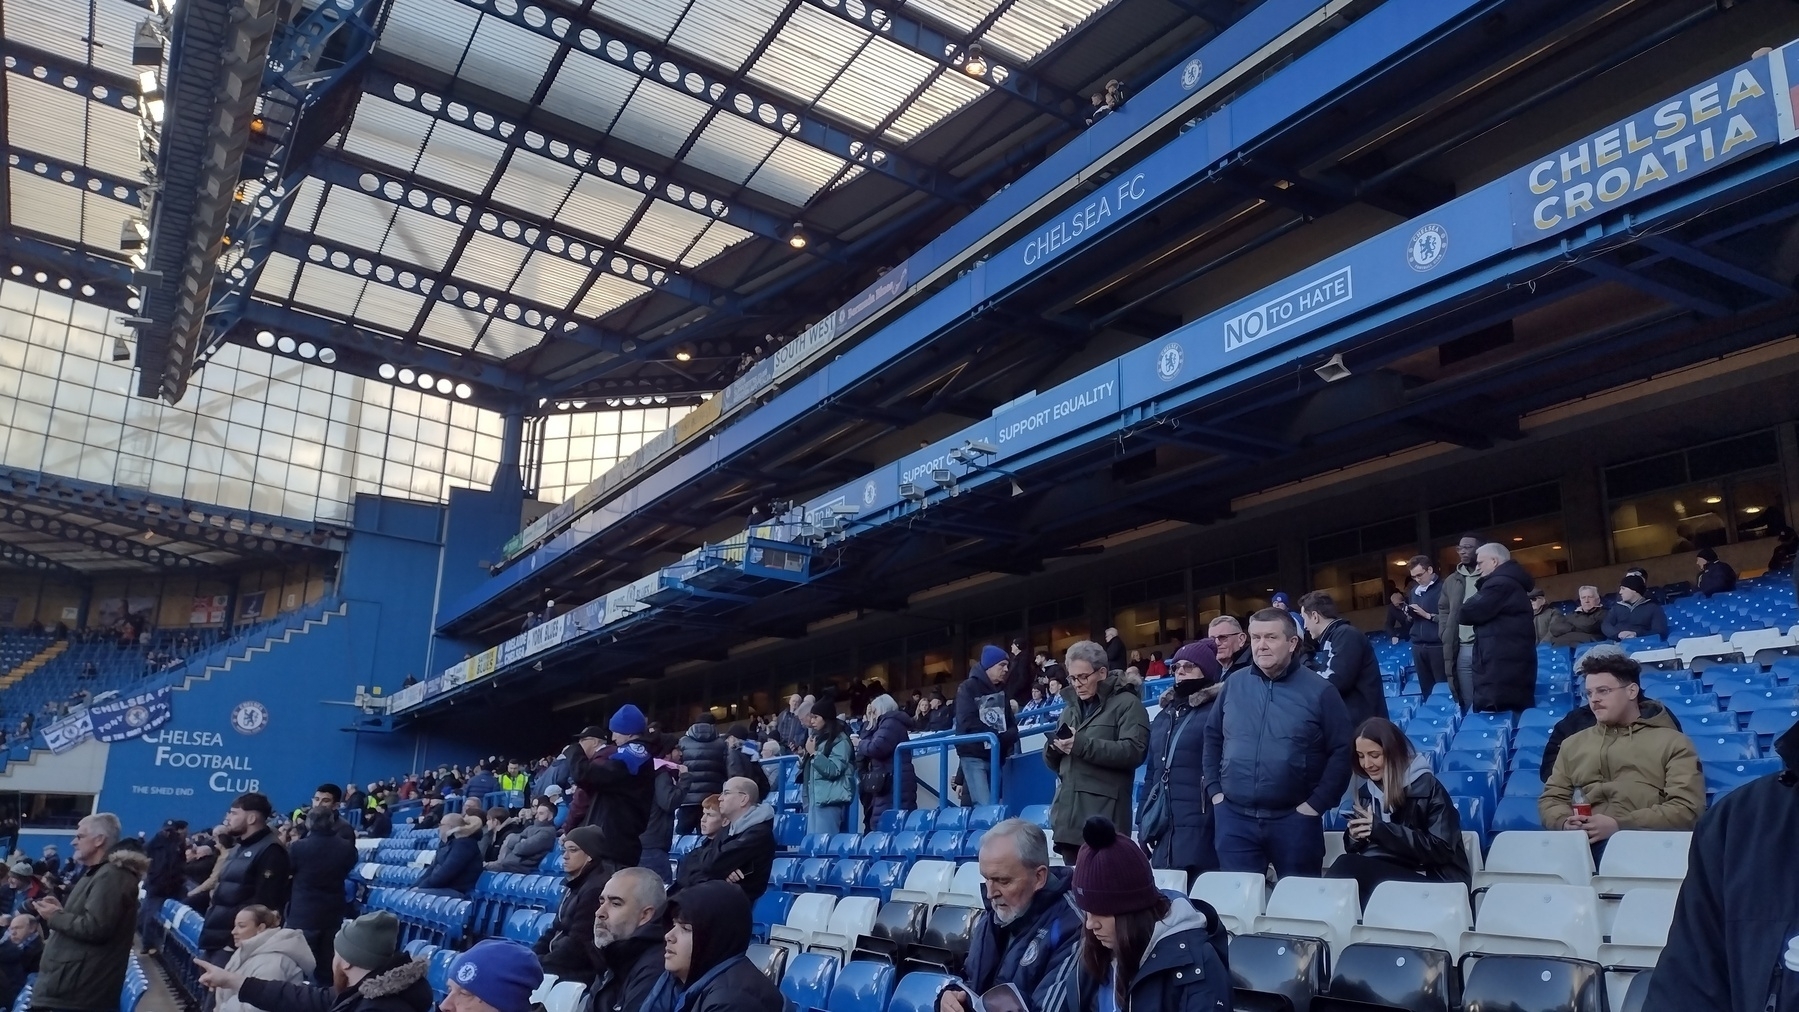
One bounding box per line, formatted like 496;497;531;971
416;813;483;897
1540;645;1685;774
1695;547;1738;598
674;777;776;900
1547;585;1607;647
1540;649;1704;855
1601;574;1668;640
938;820;1081;1012
585;869;667;1012
439;939;544;1012
488;796;558;873
0;913;42;1008
535;827;609;985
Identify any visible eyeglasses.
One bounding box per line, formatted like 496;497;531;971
1587;685;1628;699
1172;660;1201;673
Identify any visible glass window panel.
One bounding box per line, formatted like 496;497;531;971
1611;482;1727;563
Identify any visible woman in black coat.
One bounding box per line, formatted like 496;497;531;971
1139;642;1222;890
286;808;358;983
1457;551;1539;713
1326;718;1470;904
856;696;915;829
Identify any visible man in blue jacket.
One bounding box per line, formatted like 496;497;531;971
1406;556;1446;699
1603;574;1669;641
938;819;1080;1012
1204;608;1353;879
954;646;1019;807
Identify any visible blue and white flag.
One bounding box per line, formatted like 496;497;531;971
89;687;173;742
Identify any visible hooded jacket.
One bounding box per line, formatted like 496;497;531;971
493;820;558;873
857;709;916;819
960;866;1082;1010
642;759;681;857
953;670;1019;762
1040;897;1232;1012
536;859;607;984
1541;696;1683;786
33;845;147;1012
676;803;777;900
573;739;658;866
199;826;292;951
286;827;357;934
1203;654;1355;816
217;927;316;1012
417;819;483;895
1603;598;1669;641
1143;681;1223;877
1345;754;1471;885
676;720;728;809
238;954;432;1012
1457;559;1540;712
802;724;855;809
585;920;667;1012
639;881;785;1012
0;928;41;1008
1641;720;1799;1012
1045;671;1151;847
1309;618;1390;729
1539;701;1705;831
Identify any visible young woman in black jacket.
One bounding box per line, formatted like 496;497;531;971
1326;717;1471;904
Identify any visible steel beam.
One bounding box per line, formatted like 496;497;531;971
0;538;82;577
0;504;212;569
447;0;954;201
1638;235;1794;301
6;149;142;207
234;300;529;394
3;42;141;113
0;234;140;315
1579;258;1732;318
308;154;729;310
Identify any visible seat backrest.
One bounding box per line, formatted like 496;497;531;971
1619;967;1653;1012
1608;888;1678;948
934;808;968;832
1263;877;1360;947
921;904;981;954
871;900;926;946
886;971;952;1012
948;861;984;900
1595;831;1689;882
1190;871;1267;930
1326;942;1454;1012
1360;881;1472;952
826;897;881;939
900;859;954;897
1482;831;1593;886
1471;883;1601;960
1461;954;1605;1012
744;942;786;982
542;980;585;1012
785;892;836;934
826;959;895;1012
1229;932;1327;1009
778;952;837;1011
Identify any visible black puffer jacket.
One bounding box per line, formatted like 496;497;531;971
1457;559;1539;712
199;827;292;950
1341;759;1471;885
1203;655;1354;815
536;861;607;984
239;954;432;1012
573;740;657;866
676;720;728;808
1143;681;1222;879
285;829;357;933
585;921;666;1012
1310;618;1389;729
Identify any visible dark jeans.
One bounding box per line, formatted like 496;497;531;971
302;929;334;985
1326;852;1434;906
1214;801;1324;880
1411;643;1445;700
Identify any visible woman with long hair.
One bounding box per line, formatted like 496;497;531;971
1040;818;1229;1012
800;690;855;836
857;694;915;831
1326;716;1471;904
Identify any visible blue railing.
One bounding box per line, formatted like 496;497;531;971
894;732;1000;812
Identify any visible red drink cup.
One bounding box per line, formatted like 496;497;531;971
1571;802;1592;819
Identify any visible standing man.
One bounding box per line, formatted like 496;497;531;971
1298;592;1388;729
197;793;291;966
28;814;145;1012
955;646;1019;808
1458;543;1539;714
776;696;807;756
1045;641;1150;866
1406;556;1446;699
571;707;658;882
1203;609;1353;879
587;869;667;1012
1102;627;1128;671
286;806;358;983
1439;533;1484;711
303;785;356;842
141;819;187;955
673;714;727;836
1207;616;1251;678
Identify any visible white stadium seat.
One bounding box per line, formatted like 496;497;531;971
1253;877;1360;957
542;981;585;1012
810;896;880;962
1352;881;1473;957
1190;871;1267;934
890;860;956;906
1478;831;1593;889
1591;831;1689;896
1597;887;1678;969
943;862;984;908
769;893;835;956
1153;869;1188;893
1461;883;1602;961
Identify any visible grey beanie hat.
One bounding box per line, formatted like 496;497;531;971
334;910;400;971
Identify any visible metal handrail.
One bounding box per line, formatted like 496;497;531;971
894;731;1000;812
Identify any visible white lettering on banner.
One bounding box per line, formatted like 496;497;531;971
131;785;196;796
995;380;1118;445
153;746;253;770
1223;267;1354;351
140;729;223;746
1022;174;1148;266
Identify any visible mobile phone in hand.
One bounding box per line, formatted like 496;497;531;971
1055;725;1074;740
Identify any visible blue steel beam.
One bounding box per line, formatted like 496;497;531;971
2;42;141;113
0;504;213;570
0;234;140;314
0;538;83;578
442;0;957;201
307;153;731;310
6;150;142;207
232;300;531;398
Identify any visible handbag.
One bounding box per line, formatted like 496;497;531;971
1139;707;1197;846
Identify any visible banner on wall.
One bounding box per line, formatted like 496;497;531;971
238;592;266;622
43;710;93;753
90;687;174;742
189;596;228;625
98;596;158;628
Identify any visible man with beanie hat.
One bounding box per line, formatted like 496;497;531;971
1695;546;1738;598
1604;573;1669;641
1038;817;1230;1012
198;793;291;964
938;820;1080;1012
637;881;783;1012
197;910;432;1012
954;645;1019;807
568;706;658;876
535;827;608;985
441;940;543;1012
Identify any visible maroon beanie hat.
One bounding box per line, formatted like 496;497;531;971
1169;639;1221;683
1071;817;1163;916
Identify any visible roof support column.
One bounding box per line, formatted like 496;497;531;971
495;410;525;498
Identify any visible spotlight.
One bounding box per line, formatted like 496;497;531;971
111;337;132;362
931;468;955;489
397;368;415;384
785;222;809;250
899;481;927;502
1313;353;1351;383
454;383;472;399
963;43;988;77
137;69;161;99
132;20;162;66
966;438;998;455
829;503;860;517
276;335;295;354
120;218;148;251
673;343;694;362
378;363;397;380
143;98;165;124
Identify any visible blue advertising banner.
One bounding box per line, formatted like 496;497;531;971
991;363;1120;462
90;687;173;742
1510;54;1783;246
802;464;902;524
899;420;997;490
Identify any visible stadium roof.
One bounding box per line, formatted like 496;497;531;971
3;0;1246;409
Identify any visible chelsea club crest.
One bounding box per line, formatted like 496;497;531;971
1156;341;1183;382
231;700;269;735
1406;223;1448;273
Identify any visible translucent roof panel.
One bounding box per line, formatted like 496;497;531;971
749;139;847;208
986;0;1114;62
610;86;712;161
682;116;784;187
815;37;940;136
380;204;466;274
491;152;580;220
456;15;559;99
745;6;868;105
538;51;638;130
576;274;650;318
477;317;549;359
667;0;794;75
558;174;644;242
623;200;713;265
342;98;436;171
453;232;532;291
376;0;483;77
512;252;589;308
889;70;989;143
682;219;754;269
314;188;399;254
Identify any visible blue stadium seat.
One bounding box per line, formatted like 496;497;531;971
901;810;937;833
1731;686;1799;715
803;834;836;856
1510;747;1545;774
752;891;795;942
1701;663;1764;687
1462;711;1515;731
933;808;968;833
1450;727;1508;752
858;860;907;902
1019;804;1050;830
1443;770;1500;813
887;971;953;1012
779;952;838;1012
1705;757;1783;798
1491;795;1542;834
853;832;890;858
826;960;895;1012
828;834;860;858
799;857;835;891
770;857;799;889
967;805;1008;831
1748;706;1799;748
1692;732;1759;763
1513;726;1552;751
825;859;868;895
776;813;807;849
501;909;539;942
960;828;987;860
1441;750;1504;773
1517;708;1559;729
886;831;926;857
924;831;964;861
1503;770;1544;798
426;949;457;1001
1453;795;1488;848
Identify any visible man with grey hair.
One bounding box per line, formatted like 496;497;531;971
1207;615;1250;676
1458;542;1539;714
29;814;147;1012
776;695;807;754
1045;640;1149;865
585;868;666;1012
674;776;776;899
938;819;1079;1012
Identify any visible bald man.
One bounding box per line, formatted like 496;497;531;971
673;776;777;899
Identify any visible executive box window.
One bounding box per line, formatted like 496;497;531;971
1309;516;1417;611
1192;547;1280;628
1111;571;1188;651
1605;431;1786;563
1028;596;1090;661
1430;482;1568;579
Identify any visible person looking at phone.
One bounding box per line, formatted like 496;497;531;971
1324;718;1469;904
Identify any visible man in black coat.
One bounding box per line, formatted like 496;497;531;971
140;819;186;954
1298;591;1389;729
674;777;777;900
287;806;358;983
673;714;727;835
722;725;770;801
197;793;292;963
954;647;1019;808
572;707;658;876
1457;544;1539;714
535;828;609;985
584;868;666;1012
1695;547;1739;598
0;913;42;1008
302;785;357;843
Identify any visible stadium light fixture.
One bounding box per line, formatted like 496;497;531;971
963;44;988;77
673;344;694;362
132;20;163;65
1314;353;1351;383
785;222;809;250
